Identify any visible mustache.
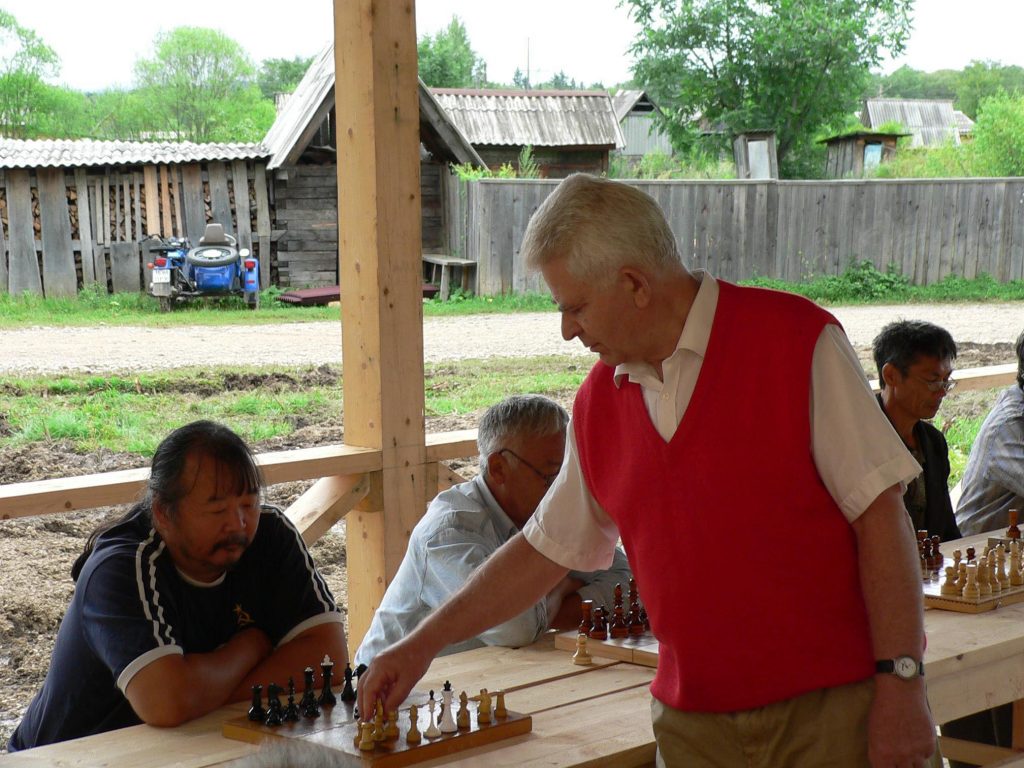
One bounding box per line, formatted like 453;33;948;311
213;534;249;552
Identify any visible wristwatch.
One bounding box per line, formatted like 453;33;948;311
875;656;924;679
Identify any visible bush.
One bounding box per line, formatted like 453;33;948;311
743;260;910;303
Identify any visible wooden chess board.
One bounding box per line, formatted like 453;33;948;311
922;569;1024;614
555;629;660;668
222;690;532;767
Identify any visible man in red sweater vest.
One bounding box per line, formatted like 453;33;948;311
359;175;937;767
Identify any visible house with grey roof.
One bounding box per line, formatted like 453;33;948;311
429;88;624;177
611;89;674;159
861;98;960;148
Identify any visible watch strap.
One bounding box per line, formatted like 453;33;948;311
874;658;924;677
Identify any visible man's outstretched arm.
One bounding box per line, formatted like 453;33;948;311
356;533;568;717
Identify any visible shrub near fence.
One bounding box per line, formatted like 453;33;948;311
447;177;1024;294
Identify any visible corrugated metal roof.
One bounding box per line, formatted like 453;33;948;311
862;99;960;148
263;43;336;170
429;88;625;149
0;137;265;169
612;89;644;122
953;109;975;136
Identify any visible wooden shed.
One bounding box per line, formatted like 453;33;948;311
862;98;960;148
263;44;483;288
733;131;778;179
0;138;271;297
429;88;625;177
611;89;674;159
820;130;907;178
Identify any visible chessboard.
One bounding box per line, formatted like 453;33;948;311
554;628;659;667
223;686;532;768
921;535;1024;613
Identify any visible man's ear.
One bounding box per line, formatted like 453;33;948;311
486;452;508;485
151;499;170;534
881;361;900;389
619;267;653;308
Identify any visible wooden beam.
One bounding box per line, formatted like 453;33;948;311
334;0;427;651
287;474;370;545
868;363;1015;395
938;736;1017;766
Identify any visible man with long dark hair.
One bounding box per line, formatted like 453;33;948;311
10;421;346;751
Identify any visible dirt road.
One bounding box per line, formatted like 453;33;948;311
3;302;1023;373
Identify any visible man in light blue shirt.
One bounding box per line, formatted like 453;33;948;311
355;395;632;666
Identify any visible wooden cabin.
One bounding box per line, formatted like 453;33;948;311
428;88;624;178
820;131;907;178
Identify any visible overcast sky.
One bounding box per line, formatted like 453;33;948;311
1;0;1020;92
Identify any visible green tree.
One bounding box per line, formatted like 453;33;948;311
418;17;482;88
627;0;912;176
0;10;60;138
133;26;273;142
971;93;1024;177
257;56;313;99
956;60;1024;119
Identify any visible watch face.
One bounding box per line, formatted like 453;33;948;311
894;656;918;679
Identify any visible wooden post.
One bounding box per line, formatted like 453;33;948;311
334;0;427;657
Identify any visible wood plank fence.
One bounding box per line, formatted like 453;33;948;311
447;177;1024;294
0;160;272;297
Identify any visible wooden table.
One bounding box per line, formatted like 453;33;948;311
421;253;475;301
0;635;657;768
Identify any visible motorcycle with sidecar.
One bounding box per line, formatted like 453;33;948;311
145;223;260;311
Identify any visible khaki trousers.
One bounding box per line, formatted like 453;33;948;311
651;680;943;768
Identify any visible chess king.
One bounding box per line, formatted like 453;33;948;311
357;175;940;768
9;421;346;751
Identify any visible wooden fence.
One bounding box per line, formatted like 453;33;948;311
0;160;272;297
447;177;1024;294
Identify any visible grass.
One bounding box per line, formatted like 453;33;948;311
4;265;1024;330
0;357;587;456
0;285;556;329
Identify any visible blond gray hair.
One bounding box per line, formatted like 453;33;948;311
521;174;684;285
477;395;568;474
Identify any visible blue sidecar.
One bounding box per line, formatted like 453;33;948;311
146;223;260;311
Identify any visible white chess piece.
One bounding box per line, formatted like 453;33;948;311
424;693;442;738
439;686;458;733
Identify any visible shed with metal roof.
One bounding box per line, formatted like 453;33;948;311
611;89;674;159
861;98;960;148
429;88;625;177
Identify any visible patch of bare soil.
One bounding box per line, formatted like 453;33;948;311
0;339;1013;752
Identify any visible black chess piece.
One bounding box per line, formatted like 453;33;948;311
284;676;300;722
340;662;356;703
318;656;337;708
300;666;320;719
248;684;266;722
264;683;284;726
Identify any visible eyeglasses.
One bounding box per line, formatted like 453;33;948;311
499;448;560;487
912;375;957;393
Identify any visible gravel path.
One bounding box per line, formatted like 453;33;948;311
2;303;1023;373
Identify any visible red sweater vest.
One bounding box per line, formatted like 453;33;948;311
574;281;874;712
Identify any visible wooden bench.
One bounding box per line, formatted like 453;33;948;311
422;253;476;300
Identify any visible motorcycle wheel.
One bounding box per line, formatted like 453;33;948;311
158;296;173;313
245;291;260;310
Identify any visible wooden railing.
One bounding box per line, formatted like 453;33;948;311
0;364;1016;535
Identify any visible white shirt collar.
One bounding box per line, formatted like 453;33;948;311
612;271;719;387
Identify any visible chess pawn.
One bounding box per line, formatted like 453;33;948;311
358;722;376;751
579;599;593;636
439;683;458;733
963;564;981;600
986;554;1001;593
966;546;976;563
940;566;960;596
424;691;442;738
457;691;470;729
248;684;266;722
340;663;356;703
952;549;962;570
977;559;992;596
385;710;400;740
591;606;608;640
1008;509;1021;540
406;705;422;744
1012;547;1024;586
478;689;492;724
300;667;320;718
264;683;284;726
318;655;337;708
572;632;594;665
495;690;508;719
920;540;933;578
614;582;623;608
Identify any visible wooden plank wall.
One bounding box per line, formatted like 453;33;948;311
0;161;273;297
449;177;1024;295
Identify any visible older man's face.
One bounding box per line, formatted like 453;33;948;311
542;258;641;368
